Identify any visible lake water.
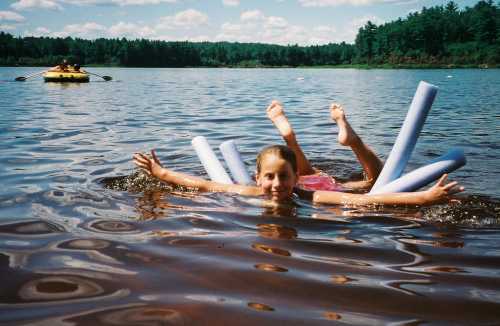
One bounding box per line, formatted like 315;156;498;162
0;67;499;324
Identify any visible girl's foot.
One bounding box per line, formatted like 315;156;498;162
330;103;359;146
267;100;294;139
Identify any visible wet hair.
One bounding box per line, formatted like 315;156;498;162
256;145;297;174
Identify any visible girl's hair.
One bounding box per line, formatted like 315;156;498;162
256;145;297;173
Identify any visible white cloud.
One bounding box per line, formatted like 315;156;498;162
158;9;208;29
0;24;17;30
52;22;107;38
216;11;348;45
240;10;264;22
222;0;239;6
24;26;51;36
36;9;210;40
11;8;208;40
11;0;63;11
108;21;155;38
173;9;208;27
308;25;338;44
24;21;154;39
265;16;288;29
0;11;26;22
217;22;249;42
220;22;241;33
34;26;51;34
314;25;337;33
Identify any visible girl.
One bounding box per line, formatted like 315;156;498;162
133;144;463;206
267;100;382;191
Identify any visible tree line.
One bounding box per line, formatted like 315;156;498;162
0;0;498;67
355;0;500;65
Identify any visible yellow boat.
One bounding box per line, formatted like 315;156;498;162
43;68;89;83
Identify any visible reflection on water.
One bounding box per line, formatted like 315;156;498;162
257;223;298;240
331;274;355;284
252;243;291;257
254;263;288;273
323;311;342;321
0;68;499;324
247;302;275;312
19;276;104;301
86;220;140;234
96;305;185;325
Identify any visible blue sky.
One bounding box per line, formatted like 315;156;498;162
0;0;479;45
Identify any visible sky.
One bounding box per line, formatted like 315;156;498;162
0;0;479;45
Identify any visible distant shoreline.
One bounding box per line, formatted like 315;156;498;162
4;63;498;69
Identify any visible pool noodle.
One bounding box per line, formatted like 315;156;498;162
370;81;438;193
219;140;253;185
191;136;233;184
370;148;466;194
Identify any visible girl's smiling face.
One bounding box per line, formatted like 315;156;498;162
256;153;297;202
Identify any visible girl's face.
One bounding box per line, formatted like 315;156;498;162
256;153;297;202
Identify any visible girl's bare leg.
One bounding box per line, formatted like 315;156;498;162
330;103;383;188
267;101;315;176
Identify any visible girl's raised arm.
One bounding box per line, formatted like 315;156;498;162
133;150;261;196
312;174;464;206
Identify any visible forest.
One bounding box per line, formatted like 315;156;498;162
0;0;498;67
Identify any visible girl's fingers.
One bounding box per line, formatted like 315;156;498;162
151;150;161;165
133;153;149;162
133;153;153;170
133;152;155;177
134;152;153;163
443;181;458;190
134;157;149;166
449;186;465;195
134;161;148;170
133;150;161;177
437;174;448;186
135;160;147;167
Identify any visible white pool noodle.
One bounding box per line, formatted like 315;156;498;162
370;148;466;194
191;136;233;184
370;81;438;193
219;140;253;185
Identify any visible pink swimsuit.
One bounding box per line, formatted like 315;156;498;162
297;174;344;192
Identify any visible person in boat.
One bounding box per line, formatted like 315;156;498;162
49;59;70;72
267;100;383;192
133;103;464;207
73;63;81;72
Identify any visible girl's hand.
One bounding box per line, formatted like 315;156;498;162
133;150;164;178
425;174;464;204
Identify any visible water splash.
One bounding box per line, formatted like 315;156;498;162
423;195;500;226
100;171;172;192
